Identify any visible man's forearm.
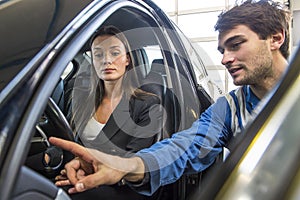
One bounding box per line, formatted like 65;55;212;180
123;157;145;182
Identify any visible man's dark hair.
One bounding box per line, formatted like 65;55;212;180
215;0;291;59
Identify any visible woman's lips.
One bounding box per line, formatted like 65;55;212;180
102;68;116;73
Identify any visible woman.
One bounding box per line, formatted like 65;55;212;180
60;25;163;199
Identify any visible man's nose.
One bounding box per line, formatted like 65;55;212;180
221;51;235;67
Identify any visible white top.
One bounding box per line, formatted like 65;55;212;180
82;117;105;141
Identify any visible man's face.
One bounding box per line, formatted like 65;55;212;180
217;25;273;86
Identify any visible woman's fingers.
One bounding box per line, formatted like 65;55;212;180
55;179;71;187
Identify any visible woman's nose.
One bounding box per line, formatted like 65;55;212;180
103;52;112;65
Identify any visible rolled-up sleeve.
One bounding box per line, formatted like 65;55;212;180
130;96;232;196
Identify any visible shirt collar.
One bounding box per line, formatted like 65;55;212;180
244;85;260;110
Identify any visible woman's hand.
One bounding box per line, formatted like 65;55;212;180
55;157;93;188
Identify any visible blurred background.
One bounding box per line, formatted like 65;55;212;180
152;0;300;93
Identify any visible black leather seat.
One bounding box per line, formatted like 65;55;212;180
141;59;180;141
140;59;183;199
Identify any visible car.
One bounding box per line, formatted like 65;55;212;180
187;45;300;200
0;0;221;199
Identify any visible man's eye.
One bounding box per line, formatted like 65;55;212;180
229;42;242;50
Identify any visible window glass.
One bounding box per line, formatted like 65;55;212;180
173;25;224;100
61;62;74;79
196;41;238;92
123;27;166;78
172;26;207;81
196;41;221;66
143;45;163;66
205;67;226;93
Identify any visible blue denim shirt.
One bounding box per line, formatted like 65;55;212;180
133;85;260;195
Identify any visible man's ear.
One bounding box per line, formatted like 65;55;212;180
271;29;285;50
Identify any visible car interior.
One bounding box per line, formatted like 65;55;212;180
4;0;299;199
14;4;214;200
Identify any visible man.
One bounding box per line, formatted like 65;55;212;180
49;0;291;196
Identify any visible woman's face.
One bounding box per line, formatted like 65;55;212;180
91;35;130;82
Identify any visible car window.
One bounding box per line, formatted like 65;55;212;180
61;62;74;80
144;45;163;65
173;23;224;101
2;1;214;199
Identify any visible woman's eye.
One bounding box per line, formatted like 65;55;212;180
94;53;103;58
111;51;120;56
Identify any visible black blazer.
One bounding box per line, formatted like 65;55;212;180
70;94;164;200
79;94;162;157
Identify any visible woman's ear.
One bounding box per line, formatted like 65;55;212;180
126;54;131;66
271;29;285;51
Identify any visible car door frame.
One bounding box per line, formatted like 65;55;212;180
0;1;138;199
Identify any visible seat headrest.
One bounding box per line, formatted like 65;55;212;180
151;59;165;74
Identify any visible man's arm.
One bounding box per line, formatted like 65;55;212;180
49;137;146;193
50;96;230;195
130;97;230;195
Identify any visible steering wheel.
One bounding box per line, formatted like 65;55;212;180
29;97;75;177
42;97;75;141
